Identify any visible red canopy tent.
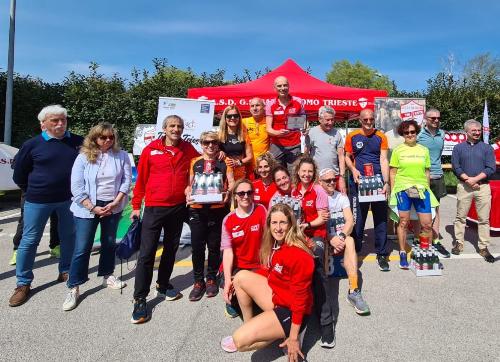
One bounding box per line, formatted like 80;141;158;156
188;59;388;120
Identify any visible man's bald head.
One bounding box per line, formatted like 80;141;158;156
273;76;290;97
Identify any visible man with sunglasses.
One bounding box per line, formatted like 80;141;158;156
345;109;391;271
130;115;200;324
416;109;450;258
451;119;496;262
266;76;305;171
9;105;83;307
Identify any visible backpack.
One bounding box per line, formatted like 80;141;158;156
116;217;142;260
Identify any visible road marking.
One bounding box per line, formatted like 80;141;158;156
0;212;20;220
150;247;491;267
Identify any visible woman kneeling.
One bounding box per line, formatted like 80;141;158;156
221;203;314;362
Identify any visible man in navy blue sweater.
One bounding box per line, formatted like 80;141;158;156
9;105;84;307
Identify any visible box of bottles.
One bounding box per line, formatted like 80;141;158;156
358;174;386;203
409;245;443;277
191;172;224;204
269;195;302;222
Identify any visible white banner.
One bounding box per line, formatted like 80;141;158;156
132;124;157;156
0;143;19;191
374;98;426;132
156;97;215;152
443;131;467;156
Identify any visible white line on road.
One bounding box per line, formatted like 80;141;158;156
0;212;21;220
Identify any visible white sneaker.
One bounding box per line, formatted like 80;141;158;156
103;275;126;290
63;287;79;311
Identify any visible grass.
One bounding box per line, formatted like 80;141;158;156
444;170;458;188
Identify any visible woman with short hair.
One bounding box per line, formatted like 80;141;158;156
63;122;131;311
389;119;438;269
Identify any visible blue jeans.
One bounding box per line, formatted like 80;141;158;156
16;200;76;286
68;210;122;288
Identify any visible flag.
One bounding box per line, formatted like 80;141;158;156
483;100;490;144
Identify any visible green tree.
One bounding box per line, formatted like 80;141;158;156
325;60;394;94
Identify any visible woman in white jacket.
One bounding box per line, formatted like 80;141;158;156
63;122;131;311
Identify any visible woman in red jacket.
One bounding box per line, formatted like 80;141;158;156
220;203;314;362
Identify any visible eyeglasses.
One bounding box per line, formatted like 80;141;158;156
201;140;218;146
362;118;375;121
98;135;115;141
321;178;336;184
235;190;254;197
403;130;416;135
226;114;240;120
427;117;440;121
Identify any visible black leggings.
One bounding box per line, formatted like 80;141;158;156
189;207;227;282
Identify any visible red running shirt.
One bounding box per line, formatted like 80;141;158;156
252;179;277;209
265;96;305;147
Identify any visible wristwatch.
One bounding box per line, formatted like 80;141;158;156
338;232;346;241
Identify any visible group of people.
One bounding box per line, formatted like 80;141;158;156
7;75;497;361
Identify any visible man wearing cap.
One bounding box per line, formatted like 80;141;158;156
305;106;346;194
345;109;391;271
265;76;305;171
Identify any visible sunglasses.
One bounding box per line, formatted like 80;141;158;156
403;130;416;135
427;117;440;121
226;114;240;120
98;135;115;141
202;140;218;146
235;190;254;197
321;178;336;184
362;118;375;121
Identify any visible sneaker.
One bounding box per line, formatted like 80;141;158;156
376;255;390;271
156;283;181;301
131;298;150;324
49;245;60;258
451;242;463;255
102;275;126;290
224;303;239;318
189;281;206;301
320;323;336;348
399;252;409;270
57;272;69;283
221;335;237;353
9;250;17;266
347;289;370;315
206;279;219;298
433;242;450;258
9;285;30;307
63;287;79;311
479;248;495;263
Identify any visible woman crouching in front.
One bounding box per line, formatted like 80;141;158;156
220;203;314;362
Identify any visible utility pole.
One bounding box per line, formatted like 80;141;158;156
4;0;16;145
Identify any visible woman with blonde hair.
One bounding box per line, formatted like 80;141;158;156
63;122;131;311
218;105;254;180
221;204;314;362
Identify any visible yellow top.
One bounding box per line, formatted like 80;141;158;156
242;116;269;165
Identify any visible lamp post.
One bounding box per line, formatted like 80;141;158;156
3;0;16;145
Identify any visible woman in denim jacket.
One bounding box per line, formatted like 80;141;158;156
63;122;131;311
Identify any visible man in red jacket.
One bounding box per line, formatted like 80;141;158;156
130;115;199;324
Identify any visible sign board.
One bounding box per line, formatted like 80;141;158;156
374;98;426;132
133;124;157;156
0;143;19;191
443;131;467;156
156;97;215;152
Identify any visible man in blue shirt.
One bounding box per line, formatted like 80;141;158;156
416;108;450;258
451;119;496;262
9;105;84;307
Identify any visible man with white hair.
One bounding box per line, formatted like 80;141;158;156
451;119;496;262
9;105;84;307
266;76;305;171
305;106;346;193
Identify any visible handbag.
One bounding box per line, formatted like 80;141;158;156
115;217;142;260
405;186;420;199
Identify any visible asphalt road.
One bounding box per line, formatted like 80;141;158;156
0;194;499;362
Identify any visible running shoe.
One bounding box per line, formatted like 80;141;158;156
376;255;390;271
206;279;219;298
347;289;370;315
131;298;150;324
320;323;336;348
49;245;60;258
9;250;17;266
399;252;409;269
102;275;126;290
221;336;237;353
62;287;79;311
433;241;450;258
189;281;206;301
224;303;239;318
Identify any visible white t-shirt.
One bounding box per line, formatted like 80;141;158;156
96;152;116;201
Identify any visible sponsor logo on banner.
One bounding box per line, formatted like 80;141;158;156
358;98;368;108
400;100;425;124
442;131;467;156
200;103;211;114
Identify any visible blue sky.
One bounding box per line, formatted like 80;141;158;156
0;0;498;91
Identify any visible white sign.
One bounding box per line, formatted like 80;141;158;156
443;131;467;156
400;100;425;125
156;97;215;152
133;124;157;155
0;143;19;191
